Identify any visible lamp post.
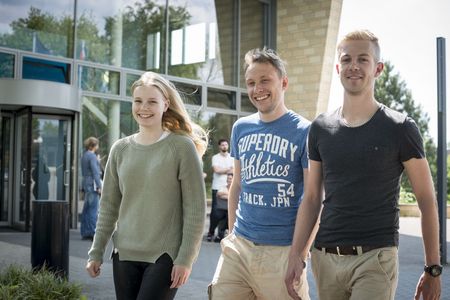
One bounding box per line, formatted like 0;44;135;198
436;37;447;265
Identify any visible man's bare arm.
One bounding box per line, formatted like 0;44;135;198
403;158;441;300
228;159;241;231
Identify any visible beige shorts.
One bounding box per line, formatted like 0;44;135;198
311;246;398;300
208;233;310;300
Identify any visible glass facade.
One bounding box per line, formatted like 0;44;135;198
207;88;236;110
173;81;202;106
241;92;257;113
0;1;75;57
81;96;137;165
0;0;275;190
0;51;14;78
240;0;265;87
79;65;120;94
167;0;233;85
76;0;167;69
191;110;237;192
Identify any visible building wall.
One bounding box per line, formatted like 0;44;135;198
216;0;266;87
215;0;234;86
277;0;343;121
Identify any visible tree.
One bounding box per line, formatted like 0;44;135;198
0;6;102;60
375;61;437;196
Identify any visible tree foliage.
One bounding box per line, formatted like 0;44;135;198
0;7;74;57
0;3;203;158
375;61;437;193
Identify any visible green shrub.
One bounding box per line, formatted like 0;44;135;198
399;188;417;204
0;264;83;300
400;187;450;205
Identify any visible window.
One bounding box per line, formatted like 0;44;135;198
172;81;201;106
207;88;236;110
126;73;141;97
241;92;257;113
78;66;119;95
0;52;15;78
23;56;70;84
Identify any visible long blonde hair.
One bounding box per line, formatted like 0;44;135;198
131;72;208;157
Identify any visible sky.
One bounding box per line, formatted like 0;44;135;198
328;0;450;142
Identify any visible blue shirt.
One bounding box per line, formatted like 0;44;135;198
81;150;102;192
231;111;310;245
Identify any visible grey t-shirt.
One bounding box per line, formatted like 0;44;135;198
309;104;424;247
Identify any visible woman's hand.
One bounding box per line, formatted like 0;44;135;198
170;265;192;288
86;260;102;278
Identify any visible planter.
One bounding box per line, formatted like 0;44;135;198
399;204;450;218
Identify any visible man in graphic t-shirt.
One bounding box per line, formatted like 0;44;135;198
209;48;315;300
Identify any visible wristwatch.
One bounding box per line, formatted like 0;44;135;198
301;259;306;269
423;264;442;277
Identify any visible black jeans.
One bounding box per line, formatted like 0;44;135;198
112;252;177;300
210;209;228;238
208;189;218;235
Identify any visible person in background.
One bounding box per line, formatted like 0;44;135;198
209;47;315;299
207;139;233;242
80;137;102;241
285;29;441;300
214;172;233;243
85;71;208;300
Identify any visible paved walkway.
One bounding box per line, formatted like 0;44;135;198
0;217;449;299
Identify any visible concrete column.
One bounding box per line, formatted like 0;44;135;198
108;101;121;149
109;12;122;149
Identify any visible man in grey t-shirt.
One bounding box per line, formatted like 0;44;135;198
285;30;441;300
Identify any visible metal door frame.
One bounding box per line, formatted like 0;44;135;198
0;112;14;226
13;107;32;231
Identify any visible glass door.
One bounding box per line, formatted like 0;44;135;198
30;115;72;203
0;114;13;226
13;112;72;230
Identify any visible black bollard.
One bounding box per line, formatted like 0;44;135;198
31;200;69;279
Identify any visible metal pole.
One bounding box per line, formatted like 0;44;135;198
436;37;447;265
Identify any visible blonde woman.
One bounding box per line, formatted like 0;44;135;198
86;72;207;299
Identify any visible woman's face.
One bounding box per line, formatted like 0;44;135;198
132;85;169;130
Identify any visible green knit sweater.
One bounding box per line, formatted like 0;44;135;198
88;133;206;268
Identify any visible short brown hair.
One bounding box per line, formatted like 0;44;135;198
244;47;287;78
84;137;99;150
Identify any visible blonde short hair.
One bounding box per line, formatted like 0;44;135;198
337;29;381;62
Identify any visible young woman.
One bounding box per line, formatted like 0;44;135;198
86;72;207;300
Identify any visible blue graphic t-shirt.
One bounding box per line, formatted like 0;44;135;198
231;110;310;245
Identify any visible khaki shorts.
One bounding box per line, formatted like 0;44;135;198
208;233;310;300
311;246;398;300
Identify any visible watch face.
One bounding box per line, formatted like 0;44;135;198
425;265;443;277
431;266;442;276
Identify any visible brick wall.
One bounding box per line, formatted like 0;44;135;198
277;0;343;120
215;0;343;119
